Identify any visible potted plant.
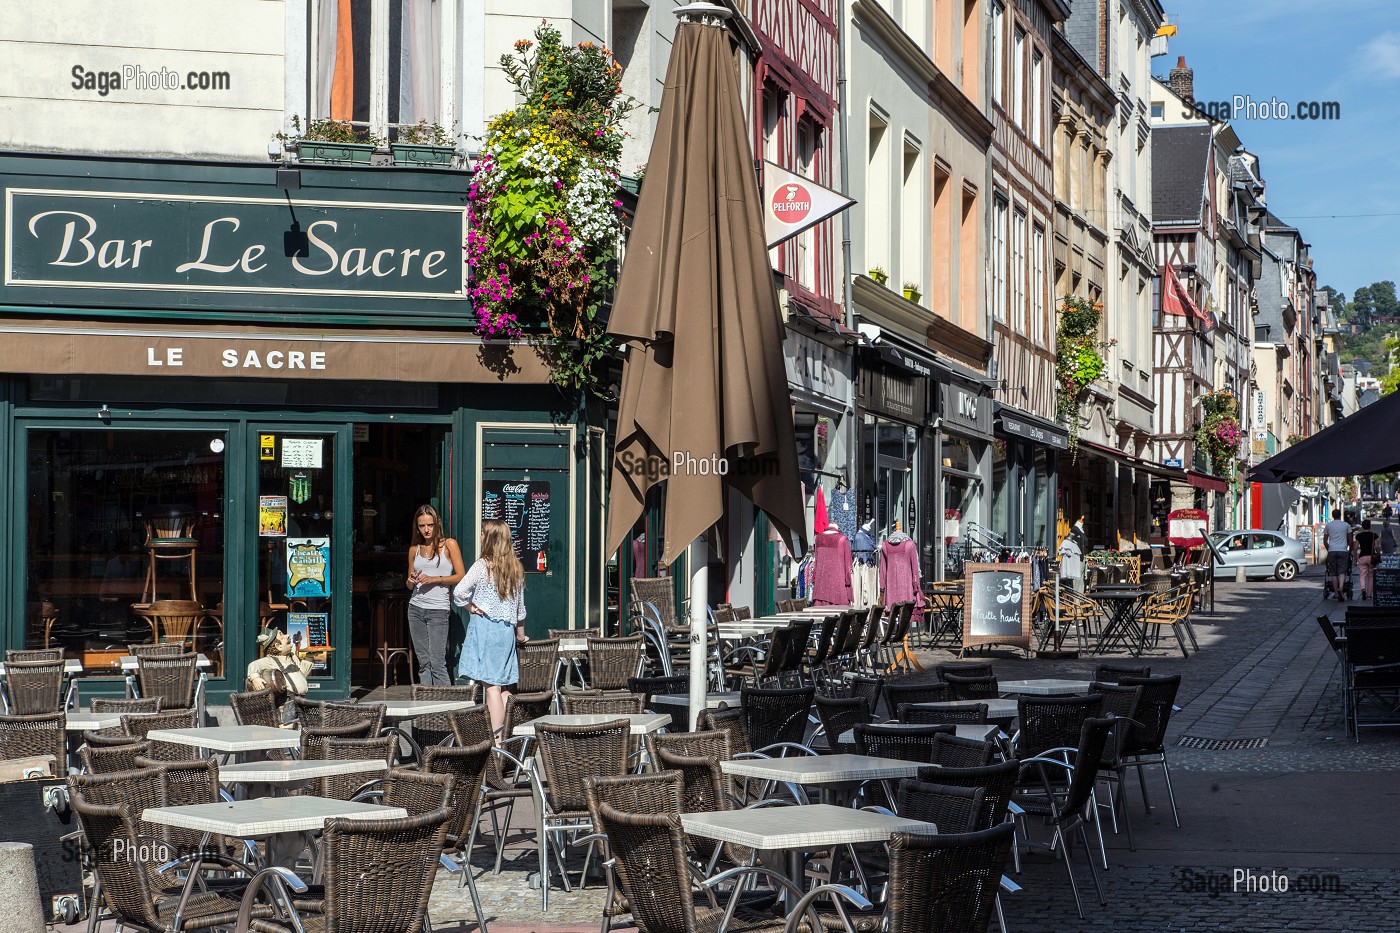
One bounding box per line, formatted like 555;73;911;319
280;116;382;164
867;266;888;286
392;120;457;167
902;281;922;303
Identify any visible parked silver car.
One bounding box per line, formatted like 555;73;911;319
1207;529;1306;581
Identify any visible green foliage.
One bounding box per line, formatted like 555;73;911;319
467;21;640;397
397;120;454;146
1055;296;1115;458
280;115;384;147
1194;391;1242;476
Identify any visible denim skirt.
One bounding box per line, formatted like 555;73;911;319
457;612;519;685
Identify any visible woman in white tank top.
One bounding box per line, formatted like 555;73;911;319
405;505;465;685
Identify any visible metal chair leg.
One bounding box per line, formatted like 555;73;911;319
1161;757;1181;827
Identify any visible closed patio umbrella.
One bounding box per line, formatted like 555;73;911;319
605;3;808;723
1252;391;1400;482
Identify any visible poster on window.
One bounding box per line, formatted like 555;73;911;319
285;612;330;671
481;480;551;572
285;538;330;598
259;496;288;537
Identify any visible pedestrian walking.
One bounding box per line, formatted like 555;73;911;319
1324;508;1352;601
406;505;465;685
1381;505;1397;557
454;518;528;738
1355;519;1378;601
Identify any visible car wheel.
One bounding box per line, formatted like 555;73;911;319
1275;559;1299;581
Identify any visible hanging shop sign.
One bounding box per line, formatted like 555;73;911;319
764;161;854;248
860;365;926;423
784;329;852;403
940;382;992;438
996;409;1069;450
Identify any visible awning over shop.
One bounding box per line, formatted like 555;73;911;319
1186;470;1229;493
866;329;993;388
994;404;1069;451
1076;440;1181;481
0;317;555;384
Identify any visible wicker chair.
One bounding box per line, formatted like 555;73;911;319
628;674;689;709
853;723;954;764
530;718;633;909
122;708;200;762
1015;717;1115;919
741;685;816;753
451;706;534;875
1013;695;1103;764
517;639;562;693
925;733;998;769
128;644;187;659
80;740;153;775
586;635;646;690
303;734;397;800
942;674;999;702
899;702;988;725
913;760;1021;831
293;698;386;734
648;732;733;814
934;663;994;683
1114;674;1182;829
697;706;750;754
1086;683;1144;855
408;683;483;748
369;768;455;814
880;825;1015;933
894;780;986;832
882;681;950;718
561;692;645;716
70;792;275;933
844;673;886;714
1093;664;1150;684
814;694;871;753
229;689;280;727
93;697;163;715
6;648;62;663
1141;586;1196;656
135;653;200;712
2;659;67;714
584;771;687;929
137;757;243;858
0;711;66;766
243;809;450;933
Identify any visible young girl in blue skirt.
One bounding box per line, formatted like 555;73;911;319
453;518;527;737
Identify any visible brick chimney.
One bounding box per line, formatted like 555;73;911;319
1170;56;1194;104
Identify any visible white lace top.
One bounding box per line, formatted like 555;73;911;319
452;558;526;622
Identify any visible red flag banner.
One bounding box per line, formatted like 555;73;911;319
1161;264;1215;334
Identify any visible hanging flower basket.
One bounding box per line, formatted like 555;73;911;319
1054;296;1114;459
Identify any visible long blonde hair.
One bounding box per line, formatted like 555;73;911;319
480;519;524;601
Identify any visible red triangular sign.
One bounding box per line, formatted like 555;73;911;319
764;161;856;248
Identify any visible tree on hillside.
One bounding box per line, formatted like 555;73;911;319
1382;334;1400;396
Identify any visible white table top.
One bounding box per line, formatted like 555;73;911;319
557;638;589;654
119;653;212;672
377;699;477;720
999;679;1092;696
65;711;122;732
220;758;390;784
837;723;1002;746
0;660;83;676
514;713;671;736
146;725;301;752
142;796;406;837
649;692;742;710
720;753;925;784
681;803;934;849
902;699;1020;722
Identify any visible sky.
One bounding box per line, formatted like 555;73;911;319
1150;0;1398;300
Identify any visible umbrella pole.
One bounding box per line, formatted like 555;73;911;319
688;536;710;730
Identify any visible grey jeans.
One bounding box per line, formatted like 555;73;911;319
407;603;452;686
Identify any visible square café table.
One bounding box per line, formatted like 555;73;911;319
721;753;925;806
682;803;933;907
998;679;1092;696
220;758;390;799
146;724;301;762
902;698;1020;727
64;710;122;733
513;713;671;736
118;653;213;672
836;722;1002;748
143;796;406;868
375;698;476;722
649;692;741;711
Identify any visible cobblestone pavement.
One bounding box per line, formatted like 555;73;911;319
61;569;1400;931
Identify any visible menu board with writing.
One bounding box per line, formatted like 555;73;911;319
286;612;330;671
960;563;1032;655
1374;554;1400;609
481;480;551;573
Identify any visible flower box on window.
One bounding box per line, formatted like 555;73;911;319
296;140;377;164
390;143;456;167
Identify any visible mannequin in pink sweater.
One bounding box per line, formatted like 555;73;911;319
811;524;854;605
879;527;923;621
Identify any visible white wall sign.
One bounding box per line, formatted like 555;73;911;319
764;161;855;248
281;437;324;469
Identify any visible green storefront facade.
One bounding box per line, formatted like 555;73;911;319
0;152;606;702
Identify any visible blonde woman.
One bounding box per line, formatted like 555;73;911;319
405;505;465;685
453;518;527;736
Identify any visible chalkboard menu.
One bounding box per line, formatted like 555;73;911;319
1374;554;1400;609
286;612;330;671
481;480;552;573
960;563;1033;654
